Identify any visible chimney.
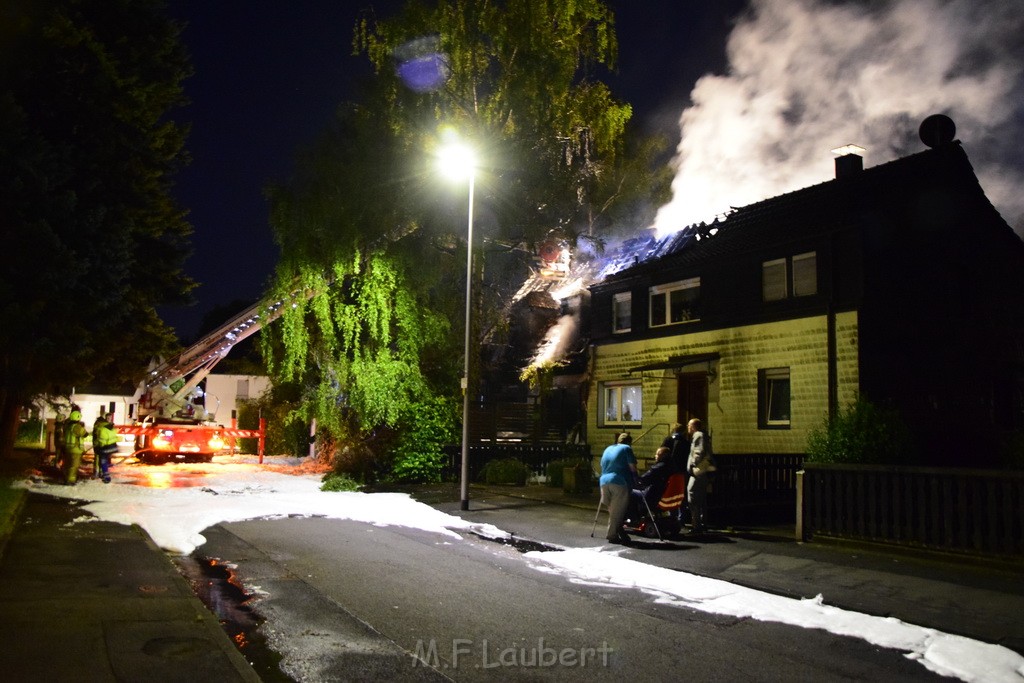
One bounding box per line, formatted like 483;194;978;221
830;144;865;179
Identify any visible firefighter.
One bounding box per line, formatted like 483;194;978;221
63;409;88;485
91;413;118;483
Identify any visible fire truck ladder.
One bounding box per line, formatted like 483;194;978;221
143;294;295;414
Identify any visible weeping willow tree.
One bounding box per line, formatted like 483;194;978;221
262;0;669;481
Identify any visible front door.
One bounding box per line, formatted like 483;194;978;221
677;372;708;426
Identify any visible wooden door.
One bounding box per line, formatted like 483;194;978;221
677;372;708;426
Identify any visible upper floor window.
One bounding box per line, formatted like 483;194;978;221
650;277;700;327
763;251;817;301
792;252;817;297
600;381;642;426
612;291;631;333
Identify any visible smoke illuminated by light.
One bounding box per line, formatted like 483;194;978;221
532;315;577;367
654;0;1024;239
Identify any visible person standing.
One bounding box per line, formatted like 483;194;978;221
599;432;638;544
661;422;690;523
661;422;688;473
685;418;715;534
91;413;118;483
63;408;88;485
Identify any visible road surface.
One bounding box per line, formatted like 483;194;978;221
195;516;945;682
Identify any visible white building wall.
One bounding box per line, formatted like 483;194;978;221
203;374;271;425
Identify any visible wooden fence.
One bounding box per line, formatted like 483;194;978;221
799;464;1024;556
443;447;804;521
443;443;591;481
708;454;804;525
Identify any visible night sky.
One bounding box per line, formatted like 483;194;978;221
160;1;744;341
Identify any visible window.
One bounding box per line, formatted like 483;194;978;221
763;251;817;301
612;292;631;333
792;252;817;297
758;368;791;428
601;381;642;426
762;258;788;301
650;277;700;327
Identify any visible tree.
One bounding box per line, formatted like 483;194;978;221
0;0;194;458
262;0;670;477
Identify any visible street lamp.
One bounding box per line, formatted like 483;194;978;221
438;137;476;511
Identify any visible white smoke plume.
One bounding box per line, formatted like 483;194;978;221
654;0;1024;238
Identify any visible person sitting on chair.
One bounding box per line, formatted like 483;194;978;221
626;447;674;524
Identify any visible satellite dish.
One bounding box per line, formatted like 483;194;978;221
919;114;956;148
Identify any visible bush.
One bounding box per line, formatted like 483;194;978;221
237;385;311;457
480;458;531;486
806;396;916;465
388;397;457;484
545;458;582;488
320;471;362;492
15;419;44;447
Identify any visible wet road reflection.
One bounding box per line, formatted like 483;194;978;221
116;468;210;488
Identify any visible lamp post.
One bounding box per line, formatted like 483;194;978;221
438;139;476;511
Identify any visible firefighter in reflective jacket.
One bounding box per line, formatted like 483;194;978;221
63;409;88;485
91;413;117;483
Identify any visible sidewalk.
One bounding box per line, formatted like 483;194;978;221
0;490;260;682
431;482;1024;657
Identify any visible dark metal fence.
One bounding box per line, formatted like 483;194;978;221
799;464;1024;556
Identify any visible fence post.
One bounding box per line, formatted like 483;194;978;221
795;469;806;542
258;417;266;464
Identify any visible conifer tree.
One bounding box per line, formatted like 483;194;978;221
0;0;194;458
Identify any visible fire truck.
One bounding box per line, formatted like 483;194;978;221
120;296;292;462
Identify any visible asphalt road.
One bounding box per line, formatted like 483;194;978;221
196;516;948;682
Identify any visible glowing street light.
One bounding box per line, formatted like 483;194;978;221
438;135;476;511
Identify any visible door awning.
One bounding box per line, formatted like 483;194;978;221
628;352;720;374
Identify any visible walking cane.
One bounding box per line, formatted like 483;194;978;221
590;496;604;538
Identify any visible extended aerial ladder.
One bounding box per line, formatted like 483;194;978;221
120;293;299;461
138;296;292;419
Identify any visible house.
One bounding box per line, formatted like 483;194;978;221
203;373;271;425
585;127;1024;468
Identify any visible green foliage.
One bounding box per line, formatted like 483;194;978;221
261;0;672;476
806;396;916;465
0;0;193;457
262;249;452;442
15;419;45;448
237;386;309;457
519;360;564;394
480;458;531;486
544;458;583;488
389;397;459;484
354;0;661;243
320;471;362;492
